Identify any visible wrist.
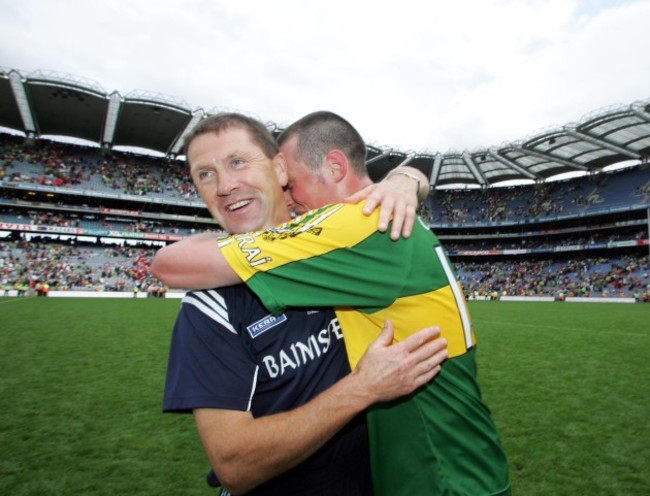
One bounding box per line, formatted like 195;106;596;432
387;170;421;195
342;368;375;411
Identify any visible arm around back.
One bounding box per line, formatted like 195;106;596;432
150;232;241;289
193;322;446;495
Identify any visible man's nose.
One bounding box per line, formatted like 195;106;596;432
216;169;237;196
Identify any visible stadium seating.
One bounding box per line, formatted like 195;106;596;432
1;133;648;299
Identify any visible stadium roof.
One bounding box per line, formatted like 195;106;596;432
1;67;649;188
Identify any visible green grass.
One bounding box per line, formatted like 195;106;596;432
471;301;649;496
0;298;648;495
0;297;213;496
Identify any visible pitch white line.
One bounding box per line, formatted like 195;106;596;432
0;297;37;305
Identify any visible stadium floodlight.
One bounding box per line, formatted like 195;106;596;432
9;71;36;135
429;153;443;186
102;92;122;146
170;110;204;157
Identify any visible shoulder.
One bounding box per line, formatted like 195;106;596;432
180;286;261;332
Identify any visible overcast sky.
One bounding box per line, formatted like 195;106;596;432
1;0;648;154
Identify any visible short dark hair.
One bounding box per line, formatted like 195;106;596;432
277;111;368;177
183;112;278;159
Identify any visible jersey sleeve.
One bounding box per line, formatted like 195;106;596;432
219;203;428;314
163;290;258;413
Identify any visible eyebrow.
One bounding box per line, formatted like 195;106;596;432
190;151;241;169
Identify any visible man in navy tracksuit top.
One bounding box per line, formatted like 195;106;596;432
164;288;371;495
159;113;445;495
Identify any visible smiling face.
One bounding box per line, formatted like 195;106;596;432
188;126;290;234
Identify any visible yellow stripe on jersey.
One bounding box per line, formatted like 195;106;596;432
219;202;475;369
336;285;476;368
220;203;381;279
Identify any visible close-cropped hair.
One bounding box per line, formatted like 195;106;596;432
183;113;279;159
277;111;368;177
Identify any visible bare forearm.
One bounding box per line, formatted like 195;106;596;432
150;232;240;289
196;373;372;494
197;324;446;494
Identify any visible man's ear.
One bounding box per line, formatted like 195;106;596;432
273;153;289;188
325;150;348;183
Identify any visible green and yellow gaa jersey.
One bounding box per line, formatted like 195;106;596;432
219;202;511;496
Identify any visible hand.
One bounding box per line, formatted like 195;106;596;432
352;320;447;405
344;168;426;240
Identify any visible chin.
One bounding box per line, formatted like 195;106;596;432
227;219;267;235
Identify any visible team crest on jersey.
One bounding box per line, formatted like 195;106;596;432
262;226;322;242
259;204;341;242
247;313;288;338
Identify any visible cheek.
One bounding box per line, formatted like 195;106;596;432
207;203;225;222
307;187;330;207
289;186;304;204
197;186;214;205
283;190;295;209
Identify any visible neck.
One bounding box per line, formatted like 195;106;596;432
339;174;373;200
267;207;292;228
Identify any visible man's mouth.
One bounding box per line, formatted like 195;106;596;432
227;199;253;212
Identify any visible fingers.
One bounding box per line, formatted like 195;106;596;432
398;206;416;239
413;363;442;388
348;182;419;241
357;323;448;403
396;326;441;352
410;343;448;374
374;194;417;240
344;184;373;205
373;319;395;347
377;197;395;233
362;193;381;216
408;338;448;372
408;341;448;388
399;326;448;385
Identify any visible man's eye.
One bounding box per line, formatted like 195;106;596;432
231;158;245;168
197;170;213;181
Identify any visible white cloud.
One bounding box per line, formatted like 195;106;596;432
0;0;647;153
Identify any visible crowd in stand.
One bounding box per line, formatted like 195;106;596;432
443;229;647;253
425;183;569;224
457;253;649;300
1;235;646;300
0;134;199;202
0;239;160;295
0;206;216;237
3;133;650;224
2;134;650;300
3;209;81;228
423;167;649;225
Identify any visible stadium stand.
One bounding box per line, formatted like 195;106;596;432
0;67;648;300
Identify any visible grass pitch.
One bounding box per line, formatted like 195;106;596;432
0;297;648;495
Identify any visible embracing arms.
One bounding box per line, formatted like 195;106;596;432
195;322;447;494
151;165;429;290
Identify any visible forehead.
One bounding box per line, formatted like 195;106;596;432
187;127;262;165
278;134;299;156
278;135;307;174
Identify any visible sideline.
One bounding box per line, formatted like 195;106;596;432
0;290;184;299
0;291;637;303
0;296;37;304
